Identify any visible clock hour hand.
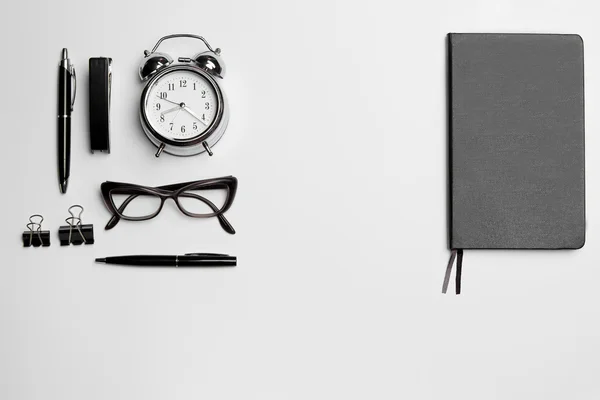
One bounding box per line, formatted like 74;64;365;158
182;105;209;126
157;95;181;107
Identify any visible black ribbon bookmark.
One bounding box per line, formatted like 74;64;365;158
442;249;463;295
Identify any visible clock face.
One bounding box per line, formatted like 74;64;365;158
144;69;219;141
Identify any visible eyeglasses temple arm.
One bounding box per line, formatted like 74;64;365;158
217;213;236;235
105;194;140;230
179;192;235;235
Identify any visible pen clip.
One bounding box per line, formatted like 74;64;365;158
70;65;77;111
108;59;112;112
184;253;229;257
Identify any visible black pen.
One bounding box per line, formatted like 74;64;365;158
58;48;76;193
95;253;237;267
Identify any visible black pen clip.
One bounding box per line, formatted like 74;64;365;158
185;253;229;257
70;65;77;111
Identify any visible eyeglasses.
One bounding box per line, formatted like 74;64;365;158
100;176;237;234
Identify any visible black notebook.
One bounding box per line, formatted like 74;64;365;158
445;33;585;293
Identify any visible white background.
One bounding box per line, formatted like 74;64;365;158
1;0;598;399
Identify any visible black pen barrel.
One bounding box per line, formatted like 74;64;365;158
99;255;236;267
104;255;177;266
58;64;71;115
178;256;236;267
57;116;70;184
58;58;72;193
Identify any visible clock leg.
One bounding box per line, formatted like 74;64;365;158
155;143;166;158
202;141;213;156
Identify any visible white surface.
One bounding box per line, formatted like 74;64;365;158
1;0;599;399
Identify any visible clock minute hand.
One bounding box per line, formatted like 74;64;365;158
182;105;209;126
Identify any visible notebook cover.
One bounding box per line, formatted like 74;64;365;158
448;33;585;250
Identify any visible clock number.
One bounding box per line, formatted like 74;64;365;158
193;122;198;130
155;103;161;111
202;114;206;121
201;90;206;98
180;80;187;88
205;102;210;110
160;114;165;122
159;92;167;99
168;83;174;91
193;83;196;90
169;123;174;131
181;125;186;133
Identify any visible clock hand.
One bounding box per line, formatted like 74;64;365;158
171;108;182;124
157;96;182;107
160;105;180;116
182;105;209;126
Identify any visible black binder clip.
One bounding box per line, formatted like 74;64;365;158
23;214;51;247
58;205;95;246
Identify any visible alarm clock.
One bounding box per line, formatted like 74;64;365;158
138;34;229;157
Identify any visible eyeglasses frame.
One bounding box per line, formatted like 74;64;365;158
100;176;237;234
